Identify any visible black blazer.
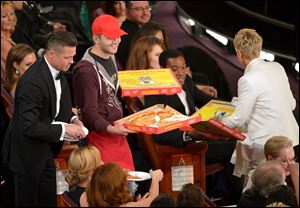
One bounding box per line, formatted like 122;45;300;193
2;58;73;176
144;76;212;147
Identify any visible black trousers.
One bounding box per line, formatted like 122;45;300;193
205;139;244;203
14;158;57;207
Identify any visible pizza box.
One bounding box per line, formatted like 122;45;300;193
190;100;246;141
115;104;201;134
118;68;182;97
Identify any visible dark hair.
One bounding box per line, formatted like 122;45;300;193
132;22;170;50
100;1;123;16
159;49;184;68
266;185;298;207
150;193;175;207
176;183;204;207
45;30;77;52
4;44;36;92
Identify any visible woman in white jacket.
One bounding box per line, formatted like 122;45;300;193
222;28;299;179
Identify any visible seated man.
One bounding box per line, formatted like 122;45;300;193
144;49;243;203
237;160;286;207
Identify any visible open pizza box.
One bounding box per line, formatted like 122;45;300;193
188;100;246;141
115;104;201;134
118;68;182;97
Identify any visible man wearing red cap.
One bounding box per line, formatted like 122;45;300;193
73;15;136;170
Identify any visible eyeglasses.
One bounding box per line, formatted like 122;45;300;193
129;6;152;12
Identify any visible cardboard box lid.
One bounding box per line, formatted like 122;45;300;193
191;100;245;141
118;68;182;96
192;99;235;121
115;104;201;134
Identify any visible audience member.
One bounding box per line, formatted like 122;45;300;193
127;35;165;70
11;1;66;51
1;1;17;68
144;49;243;203
116;1;152;67
3;44;36;97
266;184;298;207
287;157;299;206
178;46;230;99
131;21;170;50
126;35;165;109
221;28;299;180
243;135;296;192
65;146;103;206
80;163;163;207
1;30;86;207
237;160;286;207
73;15;136;171
95;1;126;26
150;193;175;207
176;183;204;207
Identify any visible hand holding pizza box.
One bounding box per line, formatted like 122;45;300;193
190;100;246;141
115;104;201;134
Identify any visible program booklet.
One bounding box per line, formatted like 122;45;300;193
190;100;246;141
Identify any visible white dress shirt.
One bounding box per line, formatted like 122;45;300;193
177;90;190;115
44;56;65;140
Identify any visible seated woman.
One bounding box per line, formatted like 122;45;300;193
80;163;163;207
3;43;36;97
96;1;126;26
65;146;103;206
1;1;17;69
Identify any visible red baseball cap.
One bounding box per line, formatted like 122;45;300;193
92;14;127;39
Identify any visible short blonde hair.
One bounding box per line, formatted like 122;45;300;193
65;146;101;186
264;136;293;159
233;28;262;60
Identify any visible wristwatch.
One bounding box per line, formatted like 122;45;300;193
183;131;193;142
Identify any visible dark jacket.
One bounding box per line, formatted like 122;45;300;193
2;57;73;176
144;75;212;147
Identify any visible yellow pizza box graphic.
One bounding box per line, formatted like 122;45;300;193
118;68;182;97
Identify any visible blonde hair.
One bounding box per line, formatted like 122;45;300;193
264;136;293;159
1;1;17;35
65;146;101;186
233;28;262;60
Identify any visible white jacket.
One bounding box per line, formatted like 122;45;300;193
222;58;299;176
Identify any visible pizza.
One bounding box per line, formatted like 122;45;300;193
128;109;177;127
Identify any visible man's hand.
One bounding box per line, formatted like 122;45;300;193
71;117;83;127
196;84;218;97
107;123;137;136
50;22;66;31
64;124;85;140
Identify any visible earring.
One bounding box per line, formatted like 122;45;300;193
16;70;19;75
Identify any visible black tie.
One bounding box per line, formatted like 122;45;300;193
56;72;62;80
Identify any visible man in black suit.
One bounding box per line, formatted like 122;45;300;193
144;49;243;203
2;31;86;207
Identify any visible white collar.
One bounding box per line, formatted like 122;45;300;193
44;55;60;80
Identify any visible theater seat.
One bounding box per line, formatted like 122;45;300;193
1;84;14;119
61;191;78;207
138;132;208;199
